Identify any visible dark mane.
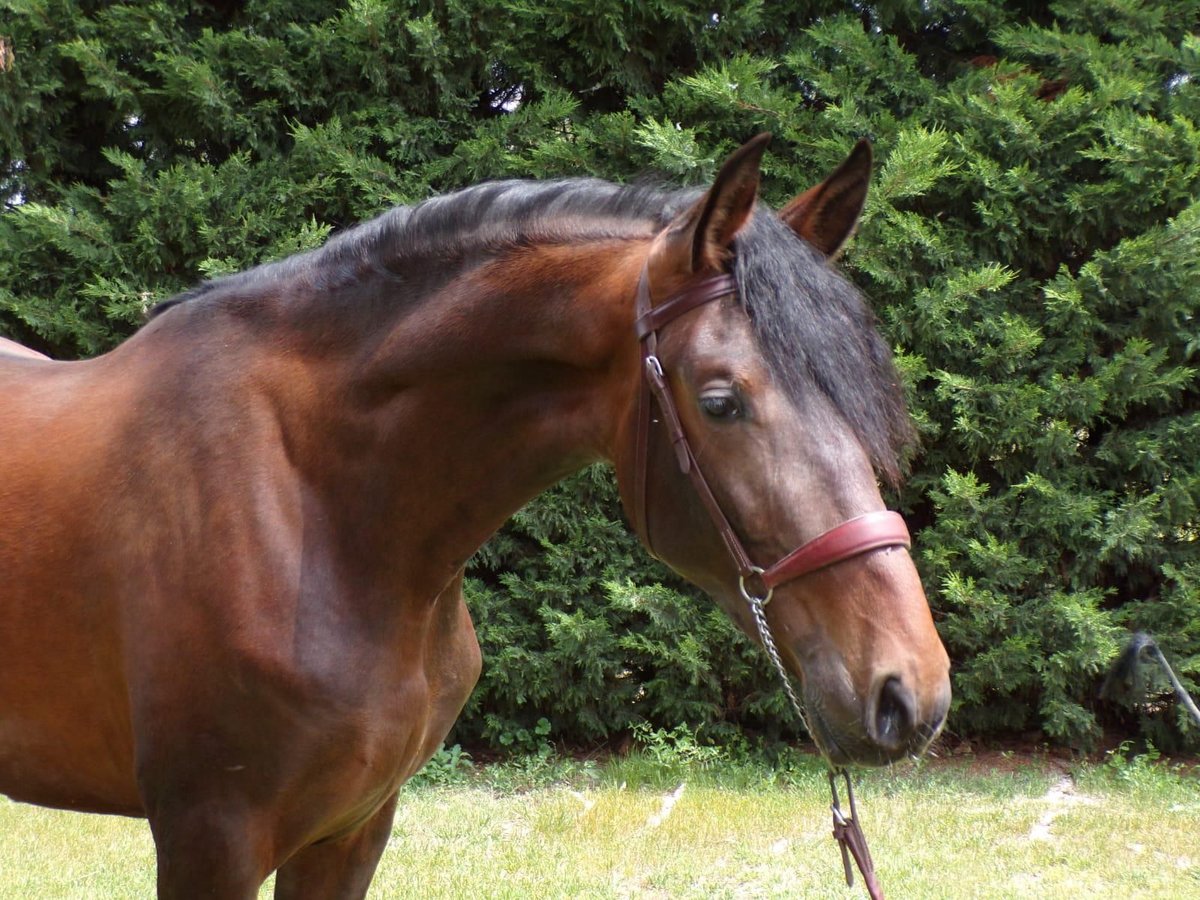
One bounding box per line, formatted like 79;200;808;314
149;180;682;320
151;178;912;480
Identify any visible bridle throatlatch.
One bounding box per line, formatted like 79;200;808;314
631;263;909;900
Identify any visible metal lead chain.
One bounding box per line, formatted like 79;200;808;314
747;595;811;739
749;595;884;899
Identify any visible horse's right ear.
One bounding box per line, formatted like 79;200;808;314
651;134;771;283
779;140;872;259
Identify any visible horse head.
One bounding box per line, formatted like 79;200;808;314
617;136;951;766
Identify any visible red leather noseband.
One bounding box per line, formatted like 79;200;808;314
760;511;910;589
630;264;911;602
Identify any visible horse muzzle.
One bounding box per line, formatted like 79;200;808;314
803;664;951;767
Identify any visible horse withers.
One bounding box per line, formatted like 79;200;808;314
0;335;48;360
0;135;950;897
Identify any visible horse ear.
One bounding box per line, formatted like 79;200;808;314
779;139;872;259
657;133;771;276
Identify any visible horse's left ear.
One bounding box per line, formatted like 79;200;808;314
779;139;872;259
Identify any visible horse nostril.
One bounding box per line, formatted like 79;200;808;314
870;676;915;750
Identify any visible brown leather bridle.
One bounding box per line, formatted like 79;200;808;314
630;262;910;900
630;263;912;605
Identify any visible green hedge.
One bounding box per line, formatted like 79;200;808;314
2;0;1196;751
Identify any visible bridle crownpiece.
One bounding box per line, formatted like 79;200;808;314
630;263;911;597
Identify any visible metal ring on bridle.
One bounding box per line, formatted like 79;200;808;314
738;566;773;606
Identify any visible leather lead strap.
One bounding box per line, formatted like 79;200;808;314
830;769;884;899
833;816;884;899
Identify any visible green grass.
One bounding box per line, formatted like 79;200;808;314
2;748;1198;898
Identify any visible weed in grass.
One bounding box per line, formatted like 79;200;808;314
1075;740;1200;804
600;724;828;792
1100;740;1165;788
477;746;599;793
623;722;724;780
409;743;475;787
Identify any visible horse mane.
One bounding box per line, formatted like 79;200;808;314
150;178;913;483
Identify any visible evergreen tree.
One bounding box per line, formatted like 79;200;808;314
2;0;1196;750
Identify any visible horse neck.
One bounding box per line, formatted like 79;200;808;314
269;238;645;585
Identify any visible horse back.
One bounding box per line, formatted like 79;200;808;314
0;335;50;361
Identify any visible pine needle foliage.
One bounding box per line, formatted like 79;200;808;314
1;0;1196;750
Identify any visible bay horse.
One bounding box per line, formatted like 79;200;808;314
0;135;949;898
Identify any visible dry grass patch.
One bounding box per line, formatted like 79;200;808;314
1;750;1197;898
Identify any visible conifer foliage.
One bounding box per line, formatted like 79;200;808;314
2;1;1196;750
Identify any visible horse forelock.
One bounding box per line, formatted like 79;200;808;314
732;211;915;486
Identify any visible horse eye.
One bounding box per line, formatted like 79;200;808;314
699;394;742;420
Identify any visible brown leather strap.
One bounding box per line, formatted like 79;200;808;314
631;264;658;553
762;511;910;589
830;769;885;899
644;357;759;576
635;274;736;339
632;265;738;559
832;816;885;899
630;264;910;594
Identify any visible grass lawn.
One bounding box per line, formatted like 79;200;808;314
1;745;1197;898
